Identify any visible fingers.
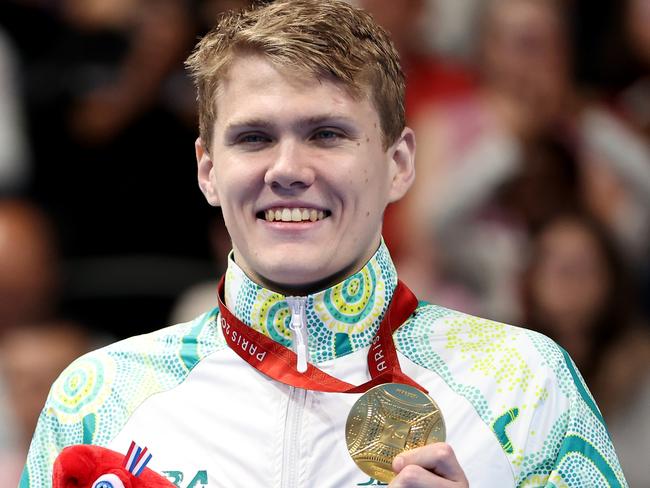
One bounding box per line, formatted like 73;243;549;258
391;443;468;485
389;464;457;488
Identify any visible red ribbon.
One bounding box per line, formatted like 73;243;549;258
217;277;427;394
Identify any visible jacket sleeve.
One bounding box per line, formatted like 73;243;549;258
547;348;627;487
19;355;100;488
517;346;628;488
19;390;85;487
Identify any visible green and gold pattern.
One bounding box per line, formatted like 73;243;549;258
445;316;539;398
224;242;397;363
21;310;226;488
396;307;627;487
48;355;116;424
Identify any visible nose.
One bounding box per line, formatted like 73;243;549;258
264;140;315;191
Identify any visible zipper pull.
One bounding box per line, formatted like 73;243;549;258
286;296;309;373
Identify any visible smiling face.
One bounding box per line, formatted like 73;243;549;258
196;55;415;294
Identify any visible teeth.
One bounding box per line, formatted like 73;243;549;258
262;207;328;223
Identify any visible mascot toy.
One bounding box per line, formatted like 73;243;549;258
53;441;175;488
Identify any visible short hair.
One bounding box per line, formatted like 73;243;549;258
185;0;405;151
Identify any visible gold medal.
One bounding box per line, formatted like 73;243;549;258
345;383;445;483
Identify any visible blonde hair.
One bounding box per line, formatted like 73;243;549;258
185;0;405;151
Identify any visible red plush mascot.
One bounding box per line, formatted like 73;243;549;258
53;441;175;488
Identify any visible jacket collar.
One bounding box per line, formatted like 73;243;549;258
223;241;397;363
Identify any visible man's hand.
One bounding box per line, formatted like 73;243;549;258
389;443;469;487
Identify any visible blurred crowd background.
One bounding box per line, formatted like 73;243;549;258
0;0;648;485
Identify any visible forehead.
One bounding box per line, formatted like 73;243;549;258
214;54;379;128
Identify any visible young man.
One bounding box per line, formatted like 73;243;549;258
22;1;626;487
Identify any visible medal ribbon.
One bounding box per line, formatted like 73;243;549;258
217;277;427;394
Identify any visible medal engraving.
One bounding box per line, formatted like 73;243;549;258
346;383;445;483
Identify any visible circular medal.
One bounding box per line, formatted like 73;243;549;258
345;383;445;483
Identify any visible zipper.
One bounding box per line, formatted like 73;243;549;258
280;297;309;487
280;386;307;488
286;296;309;372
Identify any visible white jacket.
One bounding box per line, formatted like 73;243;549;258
22;243;626;487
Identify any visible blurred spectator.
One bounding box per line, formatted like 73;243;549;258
0;320;92;486
356;0;477;262
391;0;575;316
0;199;61;468
4;0;219;337
579;107;650;263
0;27;30;194
429;0;484;60
524;212;633;383
566;1;650;270
575;0;650;318
396;0;650;322
355;0;476;121
612;0;650;138
523;211;650;487
60;0;193;146
0;200;60;331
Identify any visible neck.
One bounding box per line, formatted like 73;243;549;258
232;241;382;296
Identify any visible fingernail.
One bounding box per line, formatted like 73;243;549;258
393;455;404;472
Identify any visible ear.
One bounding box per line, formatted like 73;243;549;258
387;127;416;203
196;137;220;207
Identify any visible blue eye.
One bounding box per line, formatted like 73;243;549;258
314;130;339;139
92;474;125;488
238;133;270;144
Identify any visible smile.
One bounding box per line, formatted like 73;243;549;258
259;207;331;222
